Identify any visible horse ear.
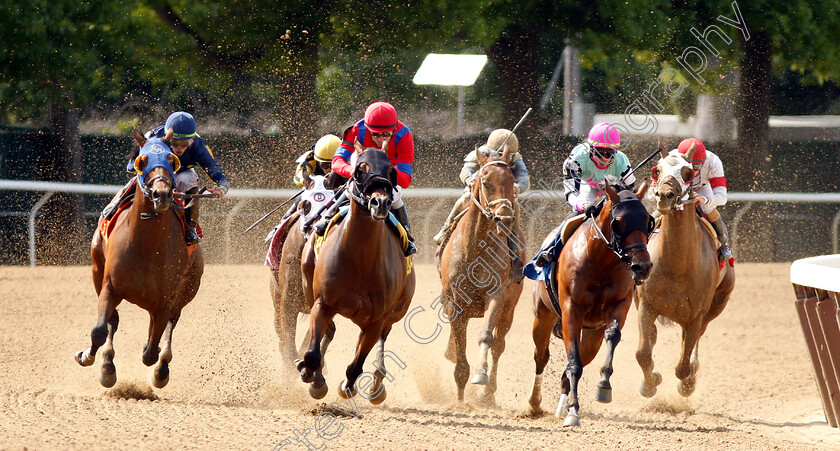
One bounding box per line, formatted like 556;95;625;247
683;141;696;163
500;144;511;164
354;138;364;153
475;146;487;166
658;147;668;159
381;138;389;153
163;127;174;141
635;178;650;199
133;129;146;148
604;180;620;204
166;153;181;173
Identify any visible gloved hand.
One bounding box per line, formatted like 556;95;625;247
584;203;599;218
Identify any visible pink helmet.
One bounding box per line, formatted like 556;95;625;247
587;122;621;149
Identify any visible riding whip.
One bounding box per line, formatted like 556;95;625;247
622;143;665;184
243;188;305;233
493;107;533;153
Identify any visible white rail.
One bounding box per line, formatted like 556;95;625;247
3;179;840;265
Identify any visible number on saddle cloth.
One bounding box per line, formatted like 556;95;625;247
299;175;334;231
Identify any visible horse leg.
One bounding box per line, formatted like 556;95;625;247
296;299;333;399
447;313;470;401
99;310;119;388
152;311;181;389
338;322;385;400
471;297;502;387
271;268;299;373
528;299;555;415
560;312;584;427
636;302;662;397
595;320;621;403
676;321;703;397
366;328;393;405
76;287;121;368
142;308;170;367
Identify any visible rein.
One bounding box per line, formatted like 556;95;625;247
469;160;513;222
588;203;650;270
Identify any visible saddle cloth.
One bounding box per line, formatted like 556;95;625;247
264;212;300;269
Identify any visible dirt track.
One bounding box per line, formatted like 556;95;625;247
0;262;834;450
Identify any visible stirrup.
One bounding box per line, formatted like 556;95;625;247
186;227;201;245
313;219;329;236
719;244;732;261
432;228;447;245
404;241;417;257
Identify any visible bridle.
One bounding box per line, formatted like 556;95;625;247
349;167;394;213
588;198;654;270
136;172;175;220
469;160;514;223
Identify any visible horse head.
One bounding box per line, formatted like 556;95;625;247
650;144;695;214
473;145;517;235
351;139;397;220
132;130;179;215
603;176;654;284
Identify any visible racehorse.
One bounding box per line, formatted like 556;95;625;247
438;145;525;404
634;145;735;398
527;177;653;426
76;131;204;389
269;170;342;377
299;141;415;403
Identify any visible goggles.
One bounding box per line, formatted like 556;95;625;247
371;131;393;138
592;146;616;164
170;138;194;149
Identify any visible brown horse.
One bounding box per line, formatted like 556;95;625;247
76;132;204;389
270;171;341;377
528;178;653;426
439;146;525;404
634;146;735;398
299;142;415;403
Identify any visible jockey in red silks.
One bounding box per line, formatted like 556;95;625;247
675;137;733;261
312;101;417;256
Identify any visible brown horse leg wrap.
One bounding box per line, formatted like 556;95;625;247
478;330;493;347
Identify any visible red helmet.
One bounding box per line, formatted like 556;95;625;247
364;101;398;132
677;138;707;165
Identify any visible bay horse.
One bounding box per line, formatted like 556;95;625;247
634;145;735;398
439;145;525;404
527;177;653;426
76;131;203;389
299;141;415;403
269;170;342;377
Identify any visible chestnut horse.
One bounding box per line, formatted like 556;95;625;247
439;146;525;404
270;171;341;377
299;143;415;403
634;146;735;398
76;132;203;389
528;178;653;426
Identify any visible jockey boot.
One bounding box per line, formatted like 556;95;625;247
311;190;348;236
534;226;562;268
433;194;468;245
101;178;136;220
184;191;201;245
393;204;418;257
508;235;525;283
710;217;733;261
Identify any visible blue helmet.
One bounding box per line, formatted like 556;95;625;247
165;112;197;140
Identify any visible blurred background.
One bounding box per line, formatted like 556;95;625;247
2;0;840;265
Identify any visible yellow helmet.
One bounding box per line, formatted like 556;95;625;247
487;129;519;153
314;134;341;163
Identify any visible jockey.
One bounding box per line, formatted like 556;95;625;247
311;101;417;256
432;129;529;281
101;112;229;245
676;137;733;260
527;122;635;272
275;134;342;224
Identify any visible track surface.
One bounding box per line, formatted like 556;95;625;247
0;263;833;449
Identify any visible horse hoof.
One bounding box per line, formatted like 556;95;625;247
554;394;568;418
369;386;387;405
294;358;305;371
595;387;612;403
76;350;94;367
338;380;357;399
300;368;314;384
142;352;158;367
99;364;117;388
152;361;170;389
563;411;581;427
470;369;489;385
309;383;328;400
639;383;657;398
678;379;696;397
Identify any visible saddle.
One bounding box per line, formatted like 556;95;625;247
264;212;300;269
314;206;414;275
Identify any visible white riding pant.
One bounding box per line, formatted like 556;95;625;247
695;184;715;215
176;168;200;193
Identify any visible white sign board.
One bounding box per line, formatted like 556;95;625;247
412;54;488;86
